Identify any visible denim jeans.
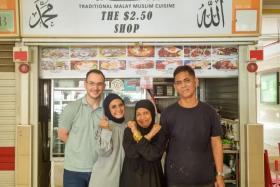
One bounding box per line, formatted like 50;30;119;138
63;169;91;187
168;182;215;187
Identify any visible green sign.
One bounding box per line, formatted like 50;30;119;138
0;10;14;32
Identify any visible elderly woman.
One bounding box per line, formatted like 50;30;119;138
89;93;126;187
119;99;166;187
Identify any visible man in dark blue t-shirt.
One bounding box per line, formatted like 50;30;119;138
160;65;224;187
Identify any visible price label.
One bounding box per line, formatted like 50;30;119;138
0;11;14;32
0;15;7;27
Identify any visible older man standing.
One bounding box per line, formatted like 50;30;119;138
160;65;224;187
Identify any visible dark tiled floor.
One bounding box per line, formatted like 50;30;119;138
225;184;237;187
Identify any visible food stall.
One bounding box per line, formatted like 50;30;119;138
17;0;262;186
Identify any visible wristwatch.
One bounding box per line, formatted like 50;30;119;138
217;171;224;177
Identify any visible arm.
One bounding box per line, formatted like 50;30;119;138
128;121;161;142
211;136;225;187
144;123;161;141
136;129;166;161
122;128;140;158
95;117;113;157
58;100;81;142
159;110;170;145
57;105;73;143
127;121;166;161
58;128;68;142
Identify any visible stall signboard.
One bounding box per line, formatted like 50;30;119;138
20;0;237;37
20;0;261;37
0;0;18;36
39;45;239;79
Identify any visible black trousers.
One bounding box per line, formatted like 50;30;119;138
168;182;215;187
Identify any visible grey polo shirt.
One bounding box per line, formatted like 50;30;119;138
59;95;103;172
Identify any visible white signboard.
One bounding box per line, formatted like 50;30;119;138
21;0;232;37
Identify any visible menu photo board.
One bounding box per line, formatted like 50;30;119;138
0;0;18;36
39;45;239;79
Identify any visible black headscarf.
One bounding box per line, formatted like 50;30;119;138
103;93;125;123
134;99;156;135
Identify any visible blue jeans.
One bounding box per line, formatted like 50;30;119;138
63;169;91;187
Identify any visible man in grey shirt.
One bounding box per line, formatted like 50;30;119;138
58;69;105;187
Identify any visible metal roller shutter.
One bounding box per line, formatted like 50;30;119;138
0;72;16;186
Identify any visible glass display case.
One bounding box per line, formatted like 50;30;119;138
51;79;85;158
50;78;145;160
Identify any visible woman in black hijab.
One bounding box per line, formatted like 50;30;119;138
89;93;126;187
119;99;166;187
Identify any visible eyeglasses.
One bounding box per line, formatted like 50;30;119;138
174;78;192;87
86;81;104;87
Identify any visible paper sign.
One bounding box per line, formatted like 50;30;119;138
250;50;263;60
0;10;14;32
236;9;257;32
13;46;29;63
140;77;153;89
